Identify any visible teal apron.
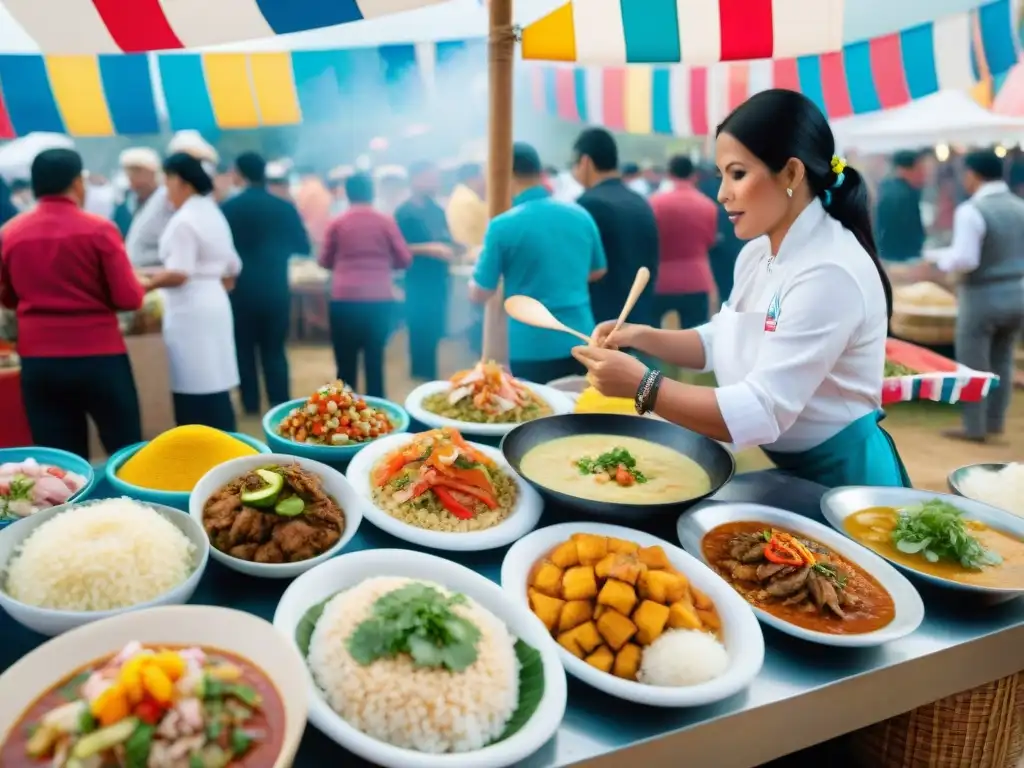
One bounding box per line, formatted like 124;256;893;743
763;411;911;488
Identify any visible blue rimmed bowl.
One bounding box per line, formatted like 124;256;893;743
262;396;410;467
105;432;270;510
0;447;96;529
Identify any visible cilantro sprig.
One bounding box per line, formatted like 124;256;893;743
575;447;648;483
347;583;481;672
891;499;1002;570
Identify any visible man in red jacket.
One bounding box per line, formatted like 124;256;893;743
0;148;146;459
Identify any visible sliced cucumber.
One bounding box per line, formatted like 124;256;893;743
71;717;139;758
240;469;284;507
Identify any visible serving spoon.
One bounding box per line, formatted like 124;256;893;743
504;295;593;344
598;266;650;347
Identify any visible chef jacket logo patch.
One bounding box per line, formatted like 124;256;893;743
764;292;781;332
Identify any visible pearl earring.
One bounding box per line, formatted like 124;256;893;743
786;188;793;198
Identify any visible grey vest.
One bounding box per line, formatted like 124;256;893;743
965;191;1024;286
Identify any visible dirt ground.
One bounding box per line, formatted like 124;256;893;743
239;331;1022;489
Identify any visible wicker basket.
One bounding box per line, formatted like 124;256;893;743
890;306;957;347
845;673;1023;768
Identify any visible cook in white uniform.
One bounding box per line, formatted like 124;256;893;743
141;152;242;432
574;89;910;488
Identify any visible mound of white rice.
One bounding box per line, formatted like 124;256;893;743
958;463;1024;518
4;498;196;611
307;576;521;753
638;629;729;687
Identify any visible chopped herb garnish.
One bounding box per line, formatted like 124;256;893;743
190;756;205;768
206;719;224;740
77;708;97;734
227;684;260;707
347;582;481;672
124;723;155;768
575;447;648;483
390;474;412;490
812;562;848;589
230;728;254;756
891;499;1002;570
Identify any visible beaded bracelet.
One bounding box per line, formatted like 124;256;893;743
634;368;664;415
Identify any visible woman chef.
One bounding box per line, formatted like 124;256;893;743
574;90;910;488
141;152;242;431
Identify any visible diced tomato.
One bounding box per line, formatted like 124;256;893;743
135;699;164;725
312;423;324;436
615;465;634;487
45;466;68;479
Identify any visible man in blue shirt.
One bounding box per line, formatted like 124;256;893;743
469;142;607;383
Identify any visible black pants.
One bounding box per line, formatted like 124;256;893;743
172;391;237;432
406;258;449;381
510;357;585;384
20;354;142;460
232;298;290;414
654;292;710;329
329;300;393;397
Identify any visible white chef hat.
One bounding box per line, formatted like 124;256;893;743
119;147;160;172
266;161;289;182
167;130;218;164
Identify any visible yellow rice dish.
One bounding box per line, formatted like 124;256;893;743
116;425;257;492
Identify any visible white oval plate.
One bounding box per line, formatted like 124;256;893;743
821;486;1024;601
346;433;543;551
273;549;567;768
190;453;367;579
677;503;925;648
404;380;575;438
501;522;764;707
0;605;308;768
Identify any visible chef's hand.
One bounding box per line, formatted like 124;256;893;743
571;345;648;399
590;320;647;350
221;276;237;292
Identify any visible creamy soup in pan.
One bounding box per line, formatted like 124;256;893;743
519;434;711;504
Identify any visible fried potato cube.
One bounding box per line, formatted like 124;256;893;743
597;579;637;616
585;645;615;674
528;589;565;633
557;630;585;658
668;599;703;631
596;609;637;651
594;553;617;581
638;569;688;604
532;561;564;597
593;604;607;621
690;586;714;611
633;600;671;645
564;621;602;655
607;554;643;586
637;545;672;570
558;600;593;633
549;540;580;569
608;537;640;554
572;534;609;565
612;643;643;680
697;608;722;631
562;565;598;600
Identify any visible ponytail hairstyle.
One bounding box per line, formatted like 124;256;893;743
716;89;893;318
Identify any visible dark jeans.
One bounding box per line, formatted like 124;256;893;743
330;300;394;398
20;354;142;460
172;391;237;432
232;298;290;414
406;259;449;380
654;292;710;329
510;357;585;384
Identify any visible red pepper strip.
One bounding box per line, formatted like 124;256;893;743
431;478;498;509
764;536;804;567
433;487;475;520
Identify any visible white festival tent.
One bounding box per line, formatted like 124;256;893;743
832;90;1024;154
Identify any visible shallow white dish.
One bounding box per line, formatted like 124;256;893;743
190;453;366;579
0;605;308;767
404;379;575;438
273;548;567;768
501;521;764;707
677;503;925;648
821;486;1024;602
346;432;543;551
0;498;208;636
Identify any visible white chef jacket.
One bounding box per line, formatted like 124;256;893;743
924;181;1008;273
126;186;175;267
159;194;242;395
695;199;888;452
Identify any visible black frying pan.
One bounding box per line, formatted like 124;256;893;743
500;413;735;522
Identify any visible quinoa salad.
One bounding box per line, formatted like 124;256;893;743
278;381;395;446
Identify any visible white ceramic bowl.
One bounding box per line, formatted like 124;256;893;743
0;498;208;636
190;453;366;579
677;503;925;648
404;380;575;438
501;521;764;707
821;486;1024;602
0;605;308;767
346;433;542;551
273;548;568;768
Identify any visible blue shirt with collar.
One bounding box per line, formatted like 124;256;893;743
473;185;606;361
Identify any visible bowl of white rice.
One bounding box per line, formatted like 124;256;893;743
273;549;567;768
0;497;208;636
949;462;1024;519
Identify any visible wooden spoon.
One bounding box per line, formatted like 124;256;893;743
600;266;650;347
504;295;593;344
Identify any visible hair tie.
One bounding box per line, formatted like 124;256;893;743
824;155;847;206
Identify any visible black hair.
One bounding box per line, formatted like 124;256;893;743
621;162;640;176
345;172;374;204
717;88;893;318
572;127;618;173
235;151;266;185
893;150;924;170
964;149;1004;182
512;142;542;177
456;163;482;183
162;152;214;196
667;154;694;180
31;148;83;198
